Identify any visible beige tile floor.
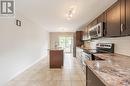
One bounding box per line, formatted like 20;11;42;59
6;54;86;86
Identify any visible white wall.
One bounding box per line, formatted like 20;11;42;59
85;36;130;56
0;13;49;86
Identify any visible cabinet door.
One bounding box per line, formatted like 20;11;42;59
91;19;98;26
120;0;130;36
87;23;91;29
83;27;89;40
97;13;105;23
106;1;121;37
120;0;126;36
50;50;63;68
125;0;130;35
86;66;105;86
76;31;83;46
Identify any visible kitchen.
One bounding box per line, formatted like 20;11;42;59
74;0;130;86
1;0;130;86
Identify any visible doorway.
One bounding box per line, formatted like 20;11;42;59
59;36;73;53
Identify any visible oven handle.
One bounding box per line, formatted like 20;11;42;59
82;61;86;66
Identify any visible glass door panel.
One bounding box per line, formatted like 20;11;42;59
59;36;73;53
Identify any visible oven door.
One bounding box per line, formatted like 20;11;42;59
82;61;86;74
81;52;91;74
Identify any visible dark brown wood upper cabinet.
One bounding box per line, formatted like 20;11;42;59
97;13;105;23
78;0;130;38
91;19;98;27
121;0;130;36
75;31;83;47
73;31;83;57
106;1;121;37
126;0;130;35
87;19;98;29
88;23;92;29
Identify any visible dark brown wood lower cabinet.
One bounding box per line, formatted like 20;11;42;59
86;66;105;86
50;50;63;68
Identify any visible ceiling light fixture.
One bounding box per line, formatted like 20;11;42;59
66;5;77;20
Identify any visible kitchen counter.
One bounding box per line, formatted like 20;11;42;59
85;53;130;86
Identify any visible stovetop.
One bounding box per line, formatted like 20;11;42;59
83;43;114;54
83;49;97;54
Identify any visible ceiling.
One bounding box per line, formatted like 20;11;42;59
16;0;117;32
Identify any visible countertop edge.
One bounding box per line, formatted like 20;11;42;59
86;61;111;86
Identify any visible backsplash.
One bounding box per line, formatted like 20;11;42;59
84;36;130;56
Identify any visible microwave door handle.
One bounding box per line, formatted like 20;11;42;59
97;26;100;34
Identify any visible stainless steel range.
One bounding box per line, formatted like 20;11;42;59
83;43;114;54
81;43;114;73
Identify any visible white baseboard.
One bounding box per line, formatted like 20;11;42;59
8;56;47;82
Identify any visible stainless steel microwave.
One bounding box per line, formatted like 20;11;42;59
88;22;103;39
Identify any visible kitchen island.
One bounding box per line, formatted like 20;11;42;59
49;49;64;68
85;53;130;86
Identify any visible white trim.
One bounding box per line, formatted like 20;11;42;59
8;56;47;81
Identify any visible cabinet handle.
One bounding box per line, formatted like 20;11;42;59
121;24;125;32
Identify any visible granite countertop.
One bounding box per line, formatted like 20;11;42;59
85;53;130;86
